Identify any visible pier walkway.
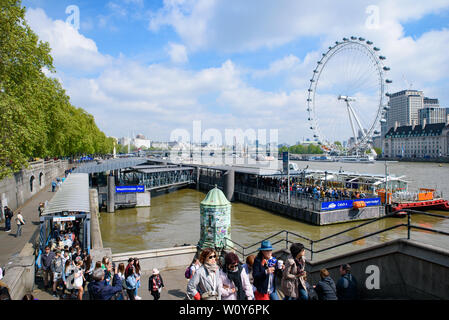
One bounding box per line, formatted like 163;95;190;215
0;185;56;267
32;266;188;300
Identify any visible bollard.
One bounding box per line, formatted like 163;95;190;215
223;169;235;202
107;174;115;213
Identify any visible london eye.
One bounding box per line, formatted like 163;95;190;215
306;36;392;155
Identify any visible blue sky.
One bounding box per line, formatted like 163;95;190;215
22;0;449;145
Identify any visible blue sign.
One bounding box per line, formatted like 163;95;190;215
116;186;145;193
321;198;381;211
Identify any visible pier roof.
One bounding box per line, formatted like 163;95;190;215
72;158;149;174
131;166;196;174
42;173;90;216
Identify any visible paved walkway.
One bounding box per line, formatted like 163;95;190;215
32;266;189;300
0;185;60;268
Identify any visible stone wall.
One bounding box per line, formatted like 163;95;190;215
111;246;197;272
0;160;70;216
275;238;449;299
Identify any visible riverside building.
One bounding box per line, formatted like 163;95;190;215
383;119;449;159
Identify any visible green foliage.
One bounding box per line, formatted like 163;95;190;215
0;0;113;179
278;144;324;155
374;147;382;156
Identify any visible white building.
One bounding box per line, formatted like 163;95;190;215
133;134;151;149
386;90;424;133
118;137;131;146
383;119;449;159
118;135;151;149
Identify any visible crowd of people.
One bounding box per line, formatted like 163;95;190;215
186;241;358;301
39;245;165;300
242;176;370;201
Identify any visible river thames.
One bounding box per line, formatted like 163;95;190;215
100;160;449;260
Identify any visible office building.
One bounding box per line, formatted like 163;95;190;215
419;106;447;125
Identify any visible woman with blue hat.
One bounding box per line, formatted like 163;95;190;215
252;240;284;300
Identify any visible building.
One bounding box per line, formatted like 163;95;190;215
423;97;440;108
419;107;447;125
118;137;131;146
385;90;424;134
383;120;449;159
151;141;169;149
133;134;151;149
372;135;382;149
118;135;151;149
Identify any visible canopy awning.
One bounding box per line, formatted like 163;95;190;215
42;173;90;216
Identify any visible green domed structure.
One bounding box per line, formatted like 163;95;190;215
198;186;232;250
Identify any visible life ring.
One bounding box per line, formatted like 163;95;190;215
353;201;366;209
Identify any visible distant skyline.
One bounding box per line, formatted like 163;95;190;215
23;0;449;145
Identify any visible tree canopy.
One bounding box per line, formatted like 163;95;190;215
0;0;114;179
279;144;324;155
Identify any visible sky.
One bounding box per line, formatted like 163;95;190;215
22;0;449;145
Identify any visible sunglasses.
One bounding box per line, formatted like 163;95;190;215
208;255;217;260
228;264;239;270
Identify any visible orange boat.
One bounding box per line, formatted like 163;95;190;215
390;188;449;212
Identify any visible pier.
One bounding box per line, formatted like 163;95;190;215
69;157;386;224
1;160;449;300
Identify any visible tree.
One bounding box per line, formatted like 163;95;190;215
0;0;113;179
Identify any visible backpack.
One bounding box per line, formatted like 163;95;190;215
185;266;192;279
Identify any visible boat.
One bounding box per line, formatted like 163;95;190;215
338;155;375;163
308;155;335;162
256;155;276;161
387;188;449;213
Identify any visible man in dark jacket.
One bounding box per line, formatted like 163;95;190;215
4;206;13;232
336;264;358;300
314;269;337;300
41;246;55;291
88;267;122;300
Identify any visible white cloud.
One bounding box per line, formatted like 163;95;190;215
25;2;449;144
167;43;189;64
25;8;112;72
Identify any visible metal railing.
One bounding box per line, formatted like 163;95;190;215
234;185;377;212
224;209;449;261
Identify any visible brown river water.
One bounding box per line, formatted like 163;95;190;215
100;161;449;260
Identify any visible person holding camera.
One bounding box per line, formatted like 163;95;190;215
252;240;284;300
88;266;123;300
187;248;222;300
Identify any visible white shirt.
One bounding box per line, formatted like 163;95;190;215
16;213;24;225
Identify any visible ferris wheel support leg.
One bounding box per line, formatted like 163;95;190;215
347;104;358;145
347;102;367;140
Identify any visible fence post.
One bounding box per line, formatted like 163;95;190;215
286;232;289;250
310;240;314;261
407;211;411;240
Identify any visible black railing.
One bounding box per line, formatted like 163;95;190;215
234;185;378;212
224;209;449;261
